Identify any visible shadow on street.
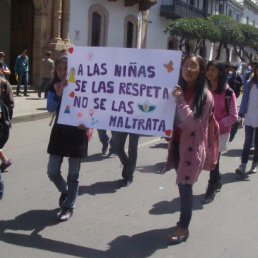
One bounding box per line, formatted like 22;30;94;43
78;180;122;196
0;209;174;258
137;162;166;174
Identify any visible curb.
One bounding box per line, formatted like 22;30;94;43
12;112;52;124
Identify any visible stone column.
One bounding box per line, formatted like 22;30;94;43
52;0;62;42
62;0;71;43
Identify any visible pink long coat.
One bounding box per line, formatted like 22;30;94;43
164;90;214;185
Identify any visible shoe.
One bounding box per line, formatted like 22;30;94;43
120;178;133;187
168;229;189;245
102;142;109;155
235;164;246;175
38;92;41;98
17;94;21;97
59;192;67;208
24;94;30;97
57;208;73;222
250;147;254;155
249;163;257;174
215;181;222;192
203;183;216;204
0;159;12;172
107;152;117;158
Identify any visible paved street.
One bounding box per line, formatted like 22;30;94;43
0;118;257;258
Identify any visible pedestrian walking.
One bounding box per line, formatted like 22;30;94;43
0;61;14;172
203;61;238;204
163;55;214;244
38;51;54;98
0;52;11;78
14;49;29;96
46;56;88;221
0;61;14;199
228;63;243;99
235;63;258;175
113;131;139;187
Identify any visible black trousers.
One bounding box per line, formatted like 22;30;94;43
173;141;193;229
114;132;139;181
209;153;221;184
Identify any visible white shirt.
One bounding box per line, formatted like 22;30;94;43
245;84;258;128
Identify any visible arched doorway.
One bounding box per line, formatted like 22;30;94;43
10;0;34;83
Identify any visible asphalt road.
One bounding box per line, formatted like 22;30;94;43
0;118;257;258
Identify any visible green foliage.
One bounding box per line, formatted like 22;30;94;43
239;24;258;49
165;17;220;42
209;14;244;45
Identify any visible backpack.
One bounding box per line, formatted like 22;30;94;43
225;87;240;142
203;111;220;171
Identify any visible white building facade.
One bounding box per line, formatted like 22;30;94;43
69;0;258;62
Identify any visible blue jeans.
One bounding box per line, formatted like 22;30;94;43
39;77;51;98
17;71;28;95
114;132;139;180
47;155;81;209
242;126;258;165
97;130;116;153
0;169;3;199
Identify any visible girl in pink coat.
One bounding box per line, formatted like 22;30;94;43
204;61;238;204
165;55;214;244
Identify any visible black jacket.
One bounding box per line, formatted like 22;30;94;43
47;88;88;158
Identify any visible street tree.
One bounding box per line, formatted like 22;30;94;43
164;17;220;56
235;24;258;62
209;14;244;61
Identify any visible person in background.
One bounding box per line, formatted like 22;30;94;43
38;51;54;98
228;63;243;99
14;49;29;97
0;52;11;78
235;63;258;175
203;61;238;204
0;61;14;172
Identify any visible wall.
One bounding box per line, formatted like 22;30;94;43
0;0;11;64
70;0;139;47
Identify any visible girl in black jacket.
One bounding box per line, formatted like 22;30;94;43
46;56;88;221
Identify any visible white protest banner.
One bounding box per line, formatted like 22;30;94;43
58;46;181;138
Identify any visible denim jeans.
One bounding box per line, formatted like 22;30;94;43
39;77;51;98
242;126;258;165
97;130;116;153
0;169;3;199
47;155;81;209
17;71;28;95
114;132;139;180
178;183;193;229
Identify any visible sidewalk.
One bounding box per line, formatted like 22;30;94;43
12;93;51;124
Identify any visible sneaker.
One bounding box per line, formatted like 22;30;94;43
203;183;216;204
106;152;117;158
57;208;73;222
249;163;257;174
235;164;246;175
102;142;109;155
59;192;67;208
250;147;254;155
0;159;12;172
120;178;133;187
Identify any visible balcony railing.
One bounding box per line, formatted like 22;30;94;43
160;0;207;19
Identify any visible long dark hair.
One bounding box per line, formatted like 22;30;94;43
206;60;227;93
48;55;67;93
178;54;207;119
250;63;258;84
